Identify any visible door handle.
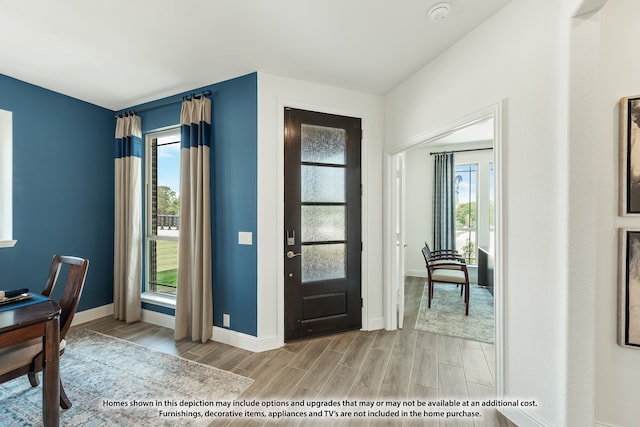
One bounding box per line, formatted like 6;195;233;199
287;251;302;259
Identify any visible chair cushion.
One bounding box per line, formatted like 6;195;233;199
431;268;466;284
0;338;42;375
0;338;66;376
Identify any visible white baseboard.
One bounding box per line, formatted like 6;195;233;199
500;408;549;427
406;269;427;278
501;409;617;427
365;317;385;331
72;303;114;326
213;326;280;352
72;305;310;353
138;308;279;353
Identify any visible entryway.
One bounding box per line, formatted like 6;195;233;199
386;102;504;392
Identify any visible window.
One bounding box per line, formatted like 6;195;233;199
0;109;15;248
145;129;180;297
455;163;477;265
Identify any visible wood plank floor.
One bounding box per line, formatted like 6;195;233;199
74;277;515;426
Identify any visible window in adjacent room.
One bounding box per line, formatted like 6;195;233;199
455;163;478;265
0;109;15;248
145;128;180;298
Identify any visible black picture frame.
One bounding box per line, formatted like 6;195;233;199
619;228;640;349
619;95;640;215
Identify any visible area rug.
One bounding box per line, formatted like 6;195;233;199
415;283;495;343
0;329;253;426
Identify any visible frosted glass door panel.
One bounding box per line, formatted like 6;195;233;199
301;166;345;203
301;124;346;165
302;244;346;282
301;206;345;242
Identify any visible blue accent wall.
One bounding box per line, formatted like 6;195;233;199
127;73;258;336
0;74;115;311
0;72;258;337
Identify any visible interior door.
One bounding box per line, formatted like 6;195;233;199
284;108;362;341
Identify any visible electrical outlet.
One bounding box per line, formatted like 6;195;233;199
223;313;230;328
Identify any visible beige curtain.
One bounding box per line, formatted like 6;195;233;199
174;97;213;342
113;115;142;322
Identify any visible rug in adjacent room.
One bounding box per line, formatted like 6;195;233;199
0;329;253;426
415;282;495;343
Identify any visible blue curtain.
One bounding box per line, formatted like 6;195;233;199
114;115;142;322
433;152;456;251
175;97;213;343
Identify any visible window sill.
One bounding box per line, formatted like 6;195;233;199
0;240;17;248
141;292;176;309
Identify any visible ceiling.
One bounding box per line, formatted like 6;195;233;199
0;0;512;111
430;117;494;146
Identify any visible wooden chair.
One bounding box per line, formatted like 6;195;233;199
0;255;89;409
422;246;469;315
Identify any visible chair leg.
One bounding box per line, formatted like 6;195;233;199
28;372;39;387
465;283;470;316
60;379;72;409
428;281;433;308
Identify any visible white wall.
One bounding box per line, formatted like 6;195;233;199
404;145;432;277
256;73;385;347
385;0;589;425
596;1;640;425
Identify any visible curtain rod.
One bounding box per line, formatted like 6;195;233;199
429;147;493;156
114;90;212;119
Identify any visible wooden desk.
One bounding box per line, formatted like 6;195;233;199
478;246;494;296
0;298;61;426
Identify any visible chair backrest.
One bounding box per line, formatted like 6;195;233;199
421;246;433;271
423;243;432;260
41;255;89;340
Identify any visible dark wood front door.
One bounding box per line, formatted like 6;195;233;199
284;108;362;341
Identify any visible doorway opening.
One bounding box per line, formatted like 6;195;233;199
386;102;504;394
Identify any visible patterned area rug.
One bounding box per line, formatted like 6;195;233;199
0;329;253;426
415;283;495;343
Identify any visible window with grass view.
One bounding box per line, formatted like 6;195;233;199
146;129;180;296
455;163;478;265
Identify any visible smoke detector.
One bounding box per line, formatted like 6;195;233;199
428;2;451;22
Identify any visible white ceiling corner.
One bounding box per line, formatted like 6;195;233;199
0;0;512;110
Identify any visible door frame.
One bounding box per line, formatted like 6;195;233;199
275;100;371;347
391;152;407;329
383;100;506;397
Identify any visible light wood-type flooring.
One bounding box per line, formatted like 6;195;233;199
74;276;516;426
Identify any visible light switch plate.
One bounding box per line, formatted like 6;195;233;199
238;231;253;245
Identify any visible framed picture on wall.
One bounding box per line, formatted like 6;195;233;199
619;95;640;215
619;228;640;349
